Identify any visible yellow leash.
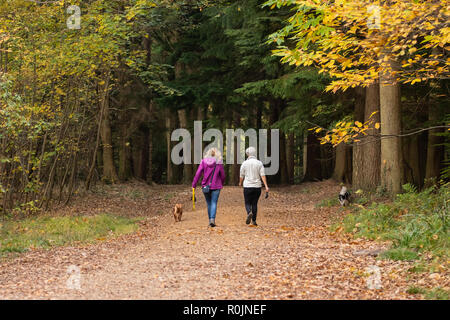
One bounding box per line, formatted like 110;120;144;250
192;188;196;211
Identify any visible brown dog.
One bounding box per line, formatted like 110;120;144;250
173;203;183;222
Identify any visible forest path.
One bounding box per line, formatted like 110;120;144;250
0;181;420;299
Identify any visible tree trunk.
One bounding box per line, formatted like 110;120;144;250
279;132;288;184
380;60;402;195
403;135;421;188
302;134;307;179
232;110;241;185
193;105;205;176
303;133;322;181
178;108;192;184
345;144;353;184
333;143;350;182
352;87;366;189
131;130;146;180
166;110;176;184
362;82;381;189
86;75;109;190
425;105;444;187
118;123;132;181
144;34;155;184
166;114;173;184
147;100;156;184
286;132;295;184
100;94;118;184
256;103;262;129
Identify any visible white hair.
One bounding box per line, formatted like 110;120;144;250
204;147;222;162
246;146;257;157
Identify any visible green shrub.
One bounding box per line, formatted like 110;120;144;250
407;286;449;300
316;196;339;208
406;286;426;295
380;248;419;261
0;214;139;257
425;287;449;300
337;183;449;262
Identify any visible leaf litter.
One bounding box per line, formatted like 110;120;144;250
0;180;447;299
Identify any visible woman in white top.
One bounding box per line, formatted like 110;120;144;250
238;147;269;226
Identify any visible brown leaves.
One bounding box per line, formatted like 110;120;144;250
0;181;444;299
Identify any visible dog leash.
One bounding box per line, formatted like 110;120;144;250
192;187;196;211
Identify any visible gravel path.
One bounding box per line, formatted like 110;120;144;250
0;181;433;299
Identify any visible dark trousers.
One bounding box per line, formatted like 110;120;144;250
243;187;262;221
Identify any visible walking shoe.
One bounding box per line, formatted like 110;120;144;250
246;213;253;225
251;220;258;226
209;219;216;227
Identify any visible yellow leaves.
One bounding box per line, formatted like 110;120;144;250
341;59;353;71
368;111;378;119
348;25;358;34
314;115;382;147
271;1;448;89
54;87;65;96
322;134;331;144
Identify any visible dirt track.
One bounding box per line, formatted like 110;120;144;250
0;181;431;299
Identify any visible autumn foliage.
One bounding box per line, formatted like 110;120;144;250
265;0;449;91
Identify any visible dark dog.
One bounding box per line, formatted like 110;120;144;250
338;186;350;206
173;203;183;222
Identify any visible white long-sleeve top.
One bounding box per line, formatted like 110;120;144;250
240;156;265;188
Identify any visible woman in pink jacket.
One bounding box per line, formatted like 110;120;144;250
192;147;226;227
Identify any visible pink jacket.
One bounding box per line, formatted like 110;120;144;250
192;157;225;190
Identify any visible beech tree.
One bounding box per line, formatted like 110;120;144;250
266;0;449;195
0;0;447;214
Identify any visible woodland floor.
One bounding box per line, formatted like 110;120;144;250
0;180;444;299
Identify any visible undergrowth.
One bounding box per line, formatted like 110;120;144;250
0;214;139;258
332;183;448;269
331;183;449;299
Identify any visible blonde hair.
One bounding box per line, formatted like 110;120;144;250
204;147;223;162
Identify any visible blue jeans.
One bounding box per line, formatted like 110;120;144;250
203;189;221;220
